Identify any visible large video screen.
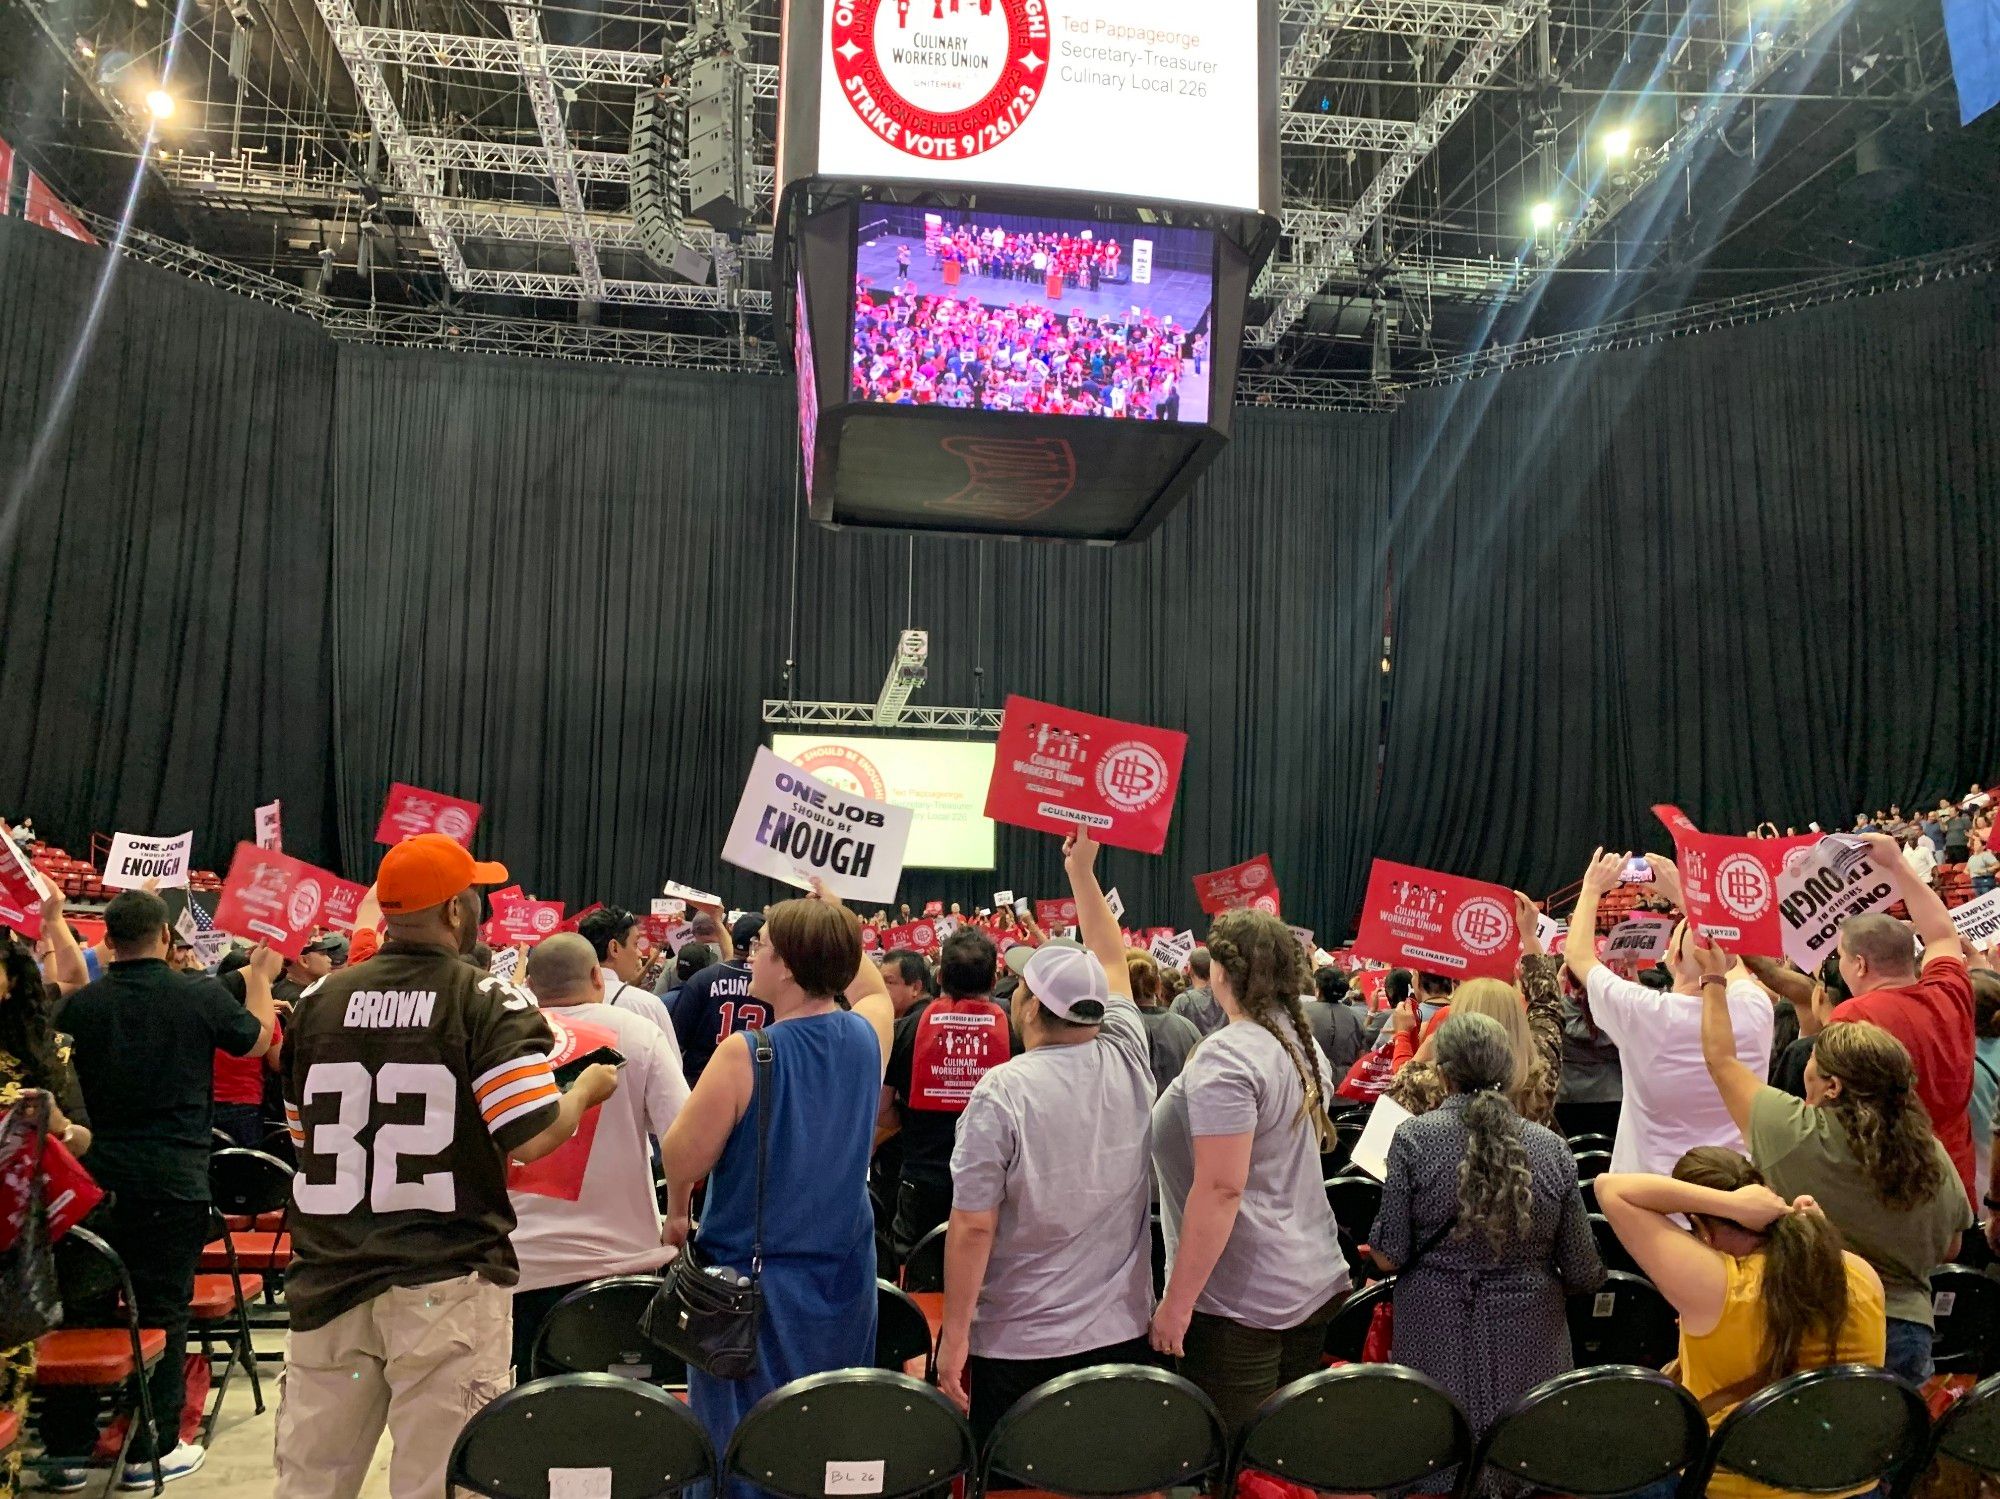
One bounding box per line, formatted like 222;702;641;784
812;0;1263;212
850;203;1215;422
770;733;997;869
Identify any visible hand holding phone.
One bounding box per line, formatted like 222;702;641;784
553;1046;625;1091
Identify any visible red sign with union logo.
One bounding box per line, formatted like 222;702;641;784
829;0;1051;164
212;843;346;960
984;696;1187;855
491;897;566;947
1349;859;1521;981
374;782;484;848
1652;805;1815;958
1034;896;1078;930
1193;855;1281;916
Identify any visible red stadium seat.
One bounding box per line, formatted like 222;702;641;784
0;1407;18;1453
35;1329;168;1385
190;1274;264;1320
200;1231;289;1273
223;1211;285;1233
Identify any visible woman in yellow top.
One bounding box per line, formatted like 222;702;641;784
1596;1148;1887;1499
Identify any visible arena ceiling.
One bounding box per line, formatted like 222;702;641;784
1;0;1994;394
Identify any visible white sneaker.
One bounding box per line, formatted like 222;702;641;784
38;1471;91;1494
117;1441;206;1490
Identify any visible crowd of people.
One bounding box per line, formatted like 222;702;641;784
851;280;1204;418
0;797;1993;1499
914;221;1125;292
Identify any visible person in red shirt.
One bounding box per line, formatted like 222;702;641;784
1827;830;1976;1208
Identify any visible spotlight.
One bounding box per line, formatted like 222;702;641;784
1529;199;1555;230
1602;126;1632;158
74;36;95;58
144;87;175;119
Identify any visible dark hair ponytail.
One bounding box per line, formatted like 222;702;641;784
1434;1014;1533;1254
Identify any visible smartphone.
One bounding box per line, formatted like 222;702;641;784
1619;856;1654;884
553;1046;625;1091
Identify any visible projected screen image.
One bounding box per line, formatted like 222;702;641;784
851;203;1215;423
771;733;998;870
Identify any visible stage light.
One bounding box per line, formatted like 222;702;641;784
1529;200;1556;231
144;87;175;119
1602;126;1633;158
74;36;95;58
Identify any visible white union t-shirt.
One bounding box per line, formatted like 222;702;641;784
507;999;691;1292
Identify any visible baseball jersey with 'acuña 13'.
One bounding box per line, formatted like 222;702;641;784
281;939;560;1331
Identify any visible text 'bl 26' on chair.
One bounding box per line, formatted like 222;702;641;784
446;1373;714;1499
981;1364;1227;1497
1457;1364;1707;1499
724;1369;975;1499
1688;1365;1930;1498
1233;1364;1470;1497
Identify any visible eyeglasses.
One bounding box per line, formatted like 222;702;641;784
748;936;772;957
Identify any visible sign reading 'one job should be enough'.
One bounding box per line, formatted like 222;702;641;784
723;746;913;905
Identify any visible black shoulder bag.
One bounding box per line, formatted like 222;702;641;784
641;1027;772;1380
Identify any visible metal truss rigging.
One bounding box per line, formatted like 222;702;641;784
505;1;603;300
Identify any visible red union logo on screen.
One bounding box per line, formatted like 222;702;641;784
929;436;1075;518
1096;741;1170;812
1715;854;1774;920
793;745;890;803
1453;897;1513;956
830;0;1051;161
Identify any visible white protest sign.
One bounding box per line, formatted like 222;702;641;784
1149;930;1197;971
1950;888;2000;952
662;880;721;909
664;919;698;953
489;947;524;983
993;889;1015;909
174;904;231;968
1106;887;1125;920
103;830;194;890
934;914;962;941
1535;913;1567;951
254;799;283;851
722;746;912;905
1603;915;1675;966
1776;835;1902;971
651;897;685;918
1289;924;1315;955
1349;1093;1413;1181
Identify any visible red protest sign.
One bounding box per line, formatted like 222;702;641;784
0;838;45;940
318;877;370;934
1349;859;1522;981
491;898;566;947
1193;855;1281;916
558;902;605;934
984;696;1187;855
1034;897;1078;929
1653;805;1816;958
860;924;882;954
213;843;347;960
374;782;483;847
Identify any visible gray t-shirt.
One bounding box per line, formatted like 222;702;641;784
1140;1007;1203;1095
950;989;1155;1358
1152;1021;1350;1330
1171;986;1226;1038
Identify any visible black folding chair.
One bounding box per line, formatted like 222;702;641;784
1458;1364;1706;1499
201;1148;292;1327
1232;1364;1470;1497
1688;1365;1930;1498
1930;1265;2000;1376
1325;1175;1384;1280
1555;1101;1623;1141
1902;1369;2000;1499
725;1370;974;1499
902;1222;947;1293
1588;1213;1641;1275
1572;1148;1613;1182
530;1275;684;1386
448;1373;714;1499
876;1279;936;1378
1567;1271;1678;1369
981;1364;1226;1496
1324;1278;1396;1363
1567;1132;1616;1154
190;1204;265;1441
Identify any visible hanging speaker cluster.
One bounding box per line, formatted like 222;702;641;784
628;75;711;284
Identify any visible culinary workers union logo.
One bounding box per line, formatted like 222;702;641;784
1096;741;1170;812
531;905;561;935
1715;854;1773;920
793;745;890;803
435;806;475;842
1453;897;1513;956
287;879;323;932
830;0;1051;161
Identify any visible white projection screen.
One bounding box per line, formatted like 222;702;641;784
770;733;998;870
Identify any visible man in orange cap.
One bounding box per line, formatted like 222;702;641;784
274;833;619;1499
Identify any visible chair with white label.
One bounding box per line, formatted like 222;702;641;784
724;1369;975;1499
448;1373;714;1499
1929;1265;2000;1376
1565;1271;1678;1369
532;1275;684;1387
980;1364;1227;1497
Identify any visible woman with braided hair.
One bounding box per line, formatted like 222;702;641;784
1694;932;1967;1384
1367;1013;1602;1491
1148;908;1348;1430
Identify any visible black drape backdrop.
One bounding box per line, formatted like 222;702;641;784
4;210;1996;936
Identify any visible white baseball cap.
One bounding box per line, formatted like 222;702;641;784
1003;939;1109;1023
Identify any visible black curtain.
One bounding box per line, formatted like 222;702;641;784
0;216;342;871
1374;274;2000;903
5;213;1997;939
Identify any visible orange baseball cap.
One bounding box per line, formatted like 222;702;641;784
376;833;509;914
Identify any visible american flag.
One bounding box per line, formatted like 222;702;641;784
177;900;229;967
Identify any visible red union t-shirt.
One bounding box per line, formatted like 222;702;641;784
1829;955;1977;1205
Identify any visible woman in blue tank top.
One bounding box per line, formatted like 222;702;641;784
660;886;896;1497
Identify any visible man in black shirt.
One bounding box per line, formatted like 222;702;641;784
48;889;279;1487
669;912;767;1088
883;929;1014;1257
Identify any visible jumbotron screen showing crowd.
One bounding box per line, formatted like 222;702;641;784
849;202;1217;423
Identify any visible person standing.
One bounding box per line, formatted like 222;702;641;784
274;835;616;1499
46;889;278;1488
1126;949;1201;1095
935;833;1156;1451
670;913;768;1089
578;907;683;1062
1171;948;1225;1038
659;885;894;1495
508;934;689;1374
1303;965;1366;1076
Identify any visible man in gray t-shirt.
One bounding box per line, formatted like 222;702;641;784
937;834;1156;1451
1171;949;1227;1038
